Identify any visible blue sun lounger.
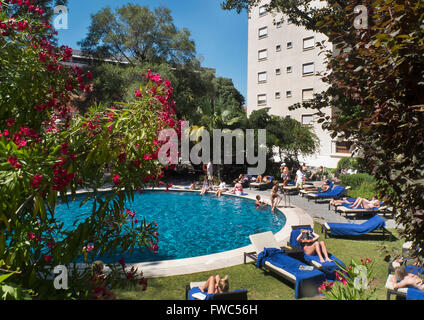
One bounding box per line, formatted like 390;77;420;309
336;201;392;219
256;248;326;299
289;226;344;281
306;185;346;202
322;215;391;240
244;231;325;299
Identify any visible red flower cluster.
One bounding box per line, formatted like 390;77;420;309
30;174;43;189
8;156;22;169
52;158;75;191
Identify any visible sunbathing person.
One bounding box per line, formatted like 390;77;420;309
310;166;324;181
330;198;354;206
305;179;331;192
391;267;424;291
90;261;116;300
255;195;268;209
351;195;381;209
296;229;333;263
189;181;198;190
215;179;228;198
198;275;229;295
270;184;282;212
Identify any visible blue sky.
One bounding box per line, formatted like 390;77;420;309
56;0;248;101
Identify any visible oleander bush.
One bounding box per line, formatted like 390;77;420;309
0;0;178;299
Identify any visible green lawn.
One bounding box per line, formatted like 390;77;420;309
113;222;403;300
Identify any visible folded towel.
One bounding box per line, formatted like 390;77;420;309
327;215;386;236
188;286;215;300
257;248;325;299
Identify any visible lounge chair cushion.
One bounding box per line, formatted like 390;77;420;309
309;186;346;199
257;248;325;299
326;215;386;236
407;288;424;300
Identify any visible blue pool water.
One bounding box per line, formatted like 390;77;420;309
54;191;286;263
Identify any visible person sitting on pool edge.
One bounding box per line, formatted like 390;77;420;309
255;195;267;209
215;178;228;198
230;179;244;195
200;176;211;195
198;275;229;295
296;229;333;263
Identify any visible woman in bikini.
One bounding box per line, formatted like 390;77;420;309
351;195;381;209
296;229;333;263
270;184;282;212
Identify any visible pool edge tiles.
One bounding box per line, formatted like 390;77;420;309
67;187;314;278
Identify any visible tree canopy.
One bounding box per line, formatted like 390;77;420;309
78;4;195;65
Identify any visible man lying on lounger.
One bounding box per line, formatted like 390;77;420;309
296;229;333;263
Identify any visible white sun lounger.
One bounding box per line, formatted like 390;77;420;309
244;231;295;283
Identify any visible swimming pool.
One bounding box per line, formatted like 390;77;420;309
54;191;286;263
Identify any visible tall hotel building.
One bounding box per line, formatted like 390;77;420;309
247;1;351;168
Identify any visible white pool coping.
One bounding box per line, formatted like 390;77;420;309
69;187;314;278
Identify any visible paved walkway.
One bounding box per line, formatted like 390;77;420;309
248;187;398;229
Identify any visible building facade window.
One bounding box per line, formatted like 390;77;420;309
259;5;267;17
257;94;267;106
303;36;315;50
286;66;292;73
302;62;315;75
287;41;293;49
335;141;353;154
302;88;314;101
302;114;314;125
276;68;281;75
275;21;281;28
276;44;281;52
258;27;268;39
258;72;267;83
258;49;268;61
286;91;292;98
275;92;281;99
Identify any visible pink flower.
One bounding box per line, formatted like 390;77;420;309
8;156;22;169
135;89;142;98
28;232;36;240
118;257;125;266
6;118;15;127
113;174;121;186
86;244;94;252
44;255;52;263
47;239;55;249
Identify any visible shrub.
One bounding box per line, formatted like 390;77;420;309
0;0;178;298
339;173;375;190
